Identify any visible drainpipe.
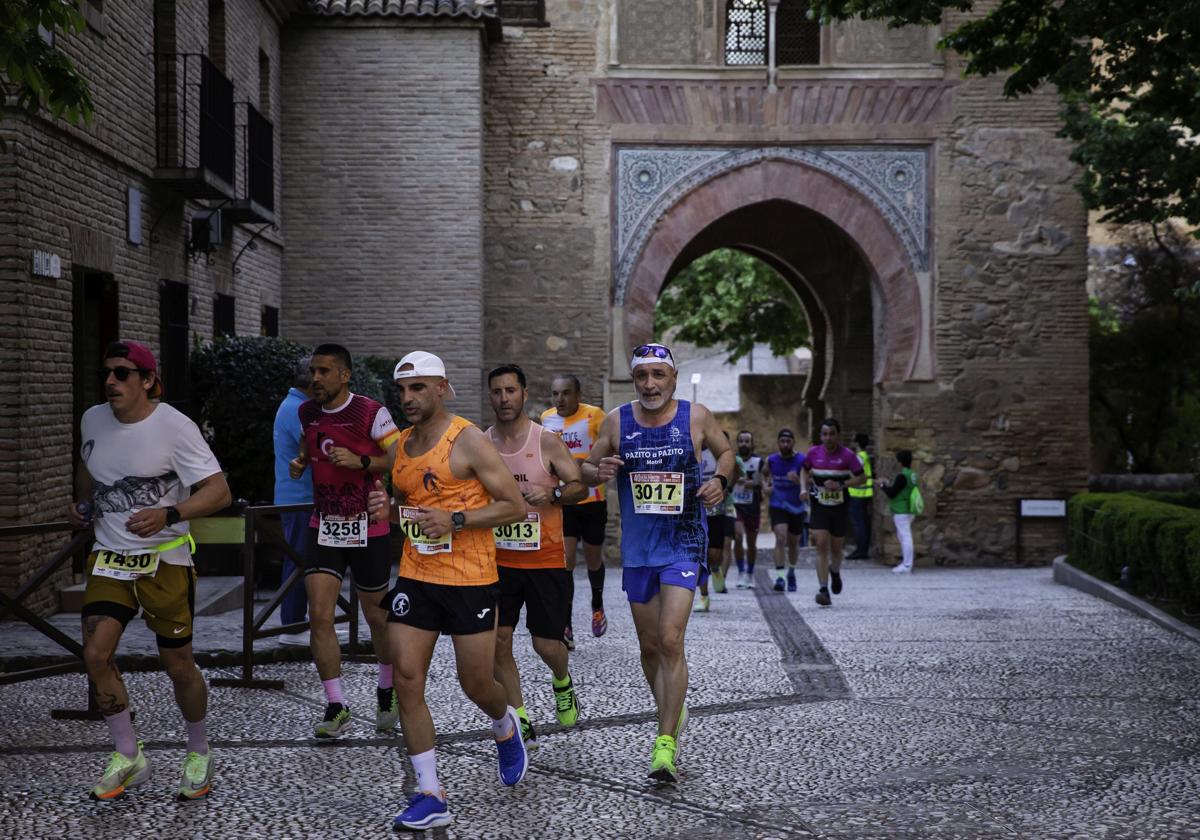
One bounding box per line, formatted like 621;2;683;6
767;0;780;91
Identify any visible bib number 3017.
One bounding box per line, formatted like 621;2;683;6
630;471;685;515
318;512;368;548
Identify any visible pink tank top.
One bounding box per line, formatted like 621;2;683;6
486;422;566;570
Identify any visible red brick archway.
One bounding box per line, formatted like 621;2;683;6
622;157;923;383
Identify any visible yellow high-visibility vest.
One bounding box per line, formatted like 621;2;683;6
848;450;873;498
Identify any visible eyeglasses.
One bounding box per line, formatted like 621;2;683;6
633;344;674;361
100;366;148;382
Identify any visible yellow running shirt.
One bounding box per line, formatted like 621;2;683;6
540;403;605;504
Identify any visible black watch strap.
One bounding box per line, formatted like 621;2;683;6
165;506;181;526
360;454;371;470
715;474;729;491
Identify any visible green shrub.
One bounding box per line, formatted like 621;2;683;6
191;337;396;504
1136;490;1200;510
1068;492;1200;612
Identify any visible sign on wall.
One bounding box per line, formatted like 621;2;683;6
31;250;61;279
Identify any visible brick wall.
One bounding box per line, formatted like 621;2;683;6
280;20;487;420
0;0;287;613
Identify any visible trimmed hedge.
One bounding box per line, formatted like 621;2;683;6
1068;492;1200;613
1136;490;1200;510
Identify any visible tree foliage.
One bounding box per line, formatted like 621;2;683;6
0;0;94;137
653;248;810;364
1089;225;1200;473
807;0;1200;232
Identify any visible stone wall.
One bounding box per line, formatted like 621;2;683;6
281;20;487;420
0;0;286;613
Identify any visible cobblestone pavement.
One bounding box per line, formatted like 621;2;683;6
1;555;1198;839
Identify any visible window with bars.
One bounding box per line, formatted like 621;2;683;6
724;0;821;66
498;0;545;26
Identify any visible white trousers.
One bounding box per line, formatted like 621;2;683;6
893;514;914;569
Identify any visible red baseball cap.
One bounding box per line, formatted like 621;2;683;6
105;339;157;372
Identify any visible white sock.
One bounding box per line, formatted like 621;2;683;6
491;707;515;740
411;748;440;795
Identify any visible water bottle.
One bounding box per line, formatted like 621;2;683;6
75;502;94;524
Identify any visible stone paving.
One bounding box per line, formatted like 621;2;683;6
1;554;1198;839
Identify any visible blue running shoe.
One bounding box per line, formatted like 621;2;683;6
495;707;528;786
773;576;785;592
393;791;452;831
786;568;797;592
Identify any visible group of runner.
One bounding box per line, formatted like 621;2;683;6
66;336;892;830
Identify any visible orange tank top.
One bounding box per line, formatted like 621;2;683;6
485;422;566;571
391;415;497;586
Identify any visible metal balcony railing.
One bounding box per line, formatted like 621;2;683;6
245;103;274;212
155;53;236;195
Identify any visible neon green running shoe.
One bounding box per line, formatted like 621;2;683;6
519;714;538;751
553;676;580;727
315;703;352;739
177;750;213;801
90;741;150;801
648;734;677;783
376;688;399;733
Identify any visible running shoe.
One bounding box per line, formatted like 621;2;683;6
176;750;213;801
712;571;726;594
735;572;748;589
773;576;785;592
892;564;912;574
519;714;538;751
377;687;399;733
815;587;832;607
553;677;580;727
831;571;843;595
786;568;797;592
495;708;528;786
563;625;576;651
90;741;150;800
746;573;756;589
693;594;710;612
393;790;452;831
315;703;352;739
648;734;678;783
591;609;608;638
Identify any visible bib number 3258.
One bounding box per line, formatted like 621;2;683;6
318;512;368;548
630;471;685;515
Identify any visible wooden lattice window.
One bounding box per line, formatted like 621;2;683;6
725;0;821;66
725;0;767;65
498;0;545;26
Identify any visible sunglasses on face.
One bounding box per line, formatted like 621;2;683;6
633;344;673;361
100;366;148;382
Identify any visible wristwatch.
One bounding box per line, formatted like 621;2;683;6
165;506;181;526
451;511;466;532
360;454;371;470
552;487;564;504
715;474;729;491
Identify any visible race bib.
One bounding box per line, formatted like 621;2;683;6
630;471;684;515
318;512;368;548
398;506;452;555
732;485;754;505
493;512;541;551
93;549;160;581
817;488;844;506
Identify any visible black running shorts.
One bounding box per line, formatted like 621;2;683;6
383;576;499;636
304;529;394;592
497;565;570;640
808;503;849;538
562;501;607;546
769;507;808;536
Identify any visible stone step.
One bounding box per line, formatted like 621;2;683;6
59;575;244;616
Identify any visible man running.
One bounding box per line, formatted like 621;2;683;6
801;418;867;606
582;342;733;783
732;430;764;588
542;375;608;644
846;432;874;559
288;343;400;738
485;364;588;750
762;429;807;592
68;340;231;801
368;351;529;831
696;432;740;610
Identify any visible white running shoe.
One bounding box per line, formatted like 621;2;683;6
892;564;912;574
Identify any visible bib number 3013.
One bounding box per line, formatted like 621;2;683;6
318;512;368;548
630;471;685;515
493;512;541;551
93;549;160;581
398;506;452;555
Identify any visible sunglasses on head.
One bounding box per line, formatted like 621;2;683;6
633;344;673;361
100;366;149;382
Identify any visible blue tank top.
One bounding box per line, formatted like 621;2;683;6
617;400;707;569
768;452;807;514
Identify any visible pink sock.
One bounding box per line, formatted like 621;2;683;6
378;664;393;690
105;709;138;758
186;717;208;755
322;677;346;705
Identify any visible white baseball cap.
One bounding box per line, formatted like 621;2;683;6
393;351;457;398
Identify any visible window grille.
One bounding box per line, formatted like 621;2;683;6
725;0;767;66
777;1;820;65
498;0;544;26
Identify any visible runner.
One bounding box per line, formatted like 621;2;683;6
846;432;874;559
68;340;231;801
732;430;764;589
368;351;529;831
541;375;608;646
485;364;587;750
800;418;867;606
761;429;807;592
696;432;740;611
288;343;400;738
582;342;734;783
